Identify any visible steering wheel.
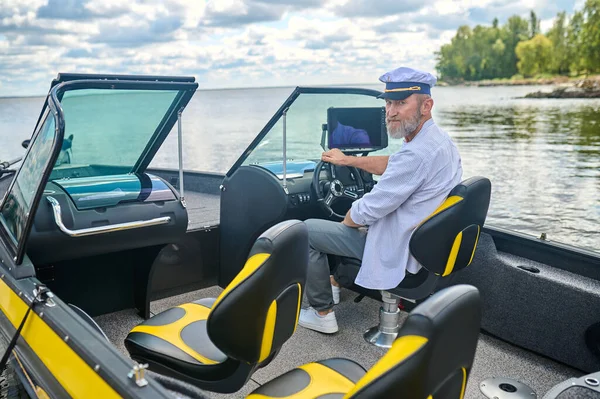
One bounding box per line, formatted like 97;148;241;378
311;160;365;220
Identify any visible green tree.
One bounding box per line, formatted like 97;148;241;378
516;34;553;77
566;11;585;74
547;12;570;74
529;10;541;38
435;25;473;81
492;39;506;57
580;0;600;73
500;16;530;77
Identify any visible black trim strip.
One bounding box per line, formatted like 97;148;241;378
52;73;195;87
52;80;198;94
13;102;61;265
0;107;54;261
134;90;195;172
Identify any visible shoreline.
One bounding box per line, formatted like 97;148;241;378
440;75;600;98
440;74;600;87
2;76;600;99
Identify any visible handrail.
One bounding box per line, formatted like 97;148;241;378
46;196;171;237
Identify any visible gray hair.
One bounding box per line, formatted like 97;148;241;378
415;94;432;114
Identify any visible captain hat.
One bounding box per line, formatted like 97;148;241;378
377;66;437;100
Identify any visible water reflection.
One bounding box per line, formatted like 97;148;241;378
438;103;600;252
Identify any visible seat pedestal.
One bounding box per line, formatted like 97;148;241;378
364;291;401;348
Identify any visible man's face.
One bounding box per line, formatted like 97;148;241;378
385;95;422;139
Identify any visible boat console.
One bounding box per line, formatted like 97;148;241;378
253;161;375;210
27;173;187;264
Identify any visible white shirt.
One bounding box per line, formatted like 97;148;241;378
350;118;463;290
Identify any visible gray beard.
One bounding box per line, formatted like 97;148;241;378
387;111;422;139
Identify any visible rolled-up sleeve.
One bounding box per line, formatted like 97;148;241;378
350;151;425;226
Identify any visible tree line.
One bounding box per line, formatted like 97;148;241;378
435;0;600;81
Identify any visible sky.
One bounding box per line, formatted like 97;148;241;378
0;0;583;97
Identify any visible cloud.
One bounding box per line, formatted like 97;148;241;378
88;13;184;47
0;0;579;97
304;31;352;49
373;19;421;34
413;11;471;31
36;0;126;20
333;0;429;18
150;14;183;35
467;0;576;25
203;1;285;27
255;0;324;8
0;9;69;35
213;59;253;69
64;48;95;58
202;0;325;27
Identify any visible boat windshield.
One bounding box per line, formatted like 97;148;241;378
237;90;402;176
50;88;181;180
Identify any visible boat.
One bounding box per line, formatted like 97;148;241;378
0;73;599;398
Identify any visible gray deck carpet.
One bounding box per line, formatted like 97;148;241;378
95;285;582;399
185;191;220;231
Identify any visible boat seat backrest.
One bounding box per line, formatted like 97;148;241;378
346;284;481;398
206;220;308;365
409;176;491;277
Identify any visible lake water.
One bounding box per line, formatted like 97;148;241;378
0;84;598;253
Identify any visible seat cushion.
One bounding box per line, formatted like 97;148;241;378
247;358;366;398
125;298;228;377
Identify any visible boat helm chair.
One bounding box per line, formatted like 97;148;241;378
124;219;309;393
247;284;482;399
338;176;491;348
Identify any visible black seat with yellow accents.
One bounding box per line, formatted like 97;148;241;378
125;219;308;393
247;284;481;399
362;176;491;347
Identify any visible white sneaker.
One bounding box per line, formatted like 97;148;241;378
332;284;340;305
298;307;339;334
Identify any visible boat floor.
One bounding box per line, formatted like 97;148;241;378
184;191;220;230
94;285;581;399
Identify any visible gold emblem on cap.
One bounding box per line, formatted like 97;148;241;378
384;86;421;93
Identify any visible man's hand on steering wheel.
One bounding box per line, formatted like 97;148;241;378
321;148;350;166
311;156;365;220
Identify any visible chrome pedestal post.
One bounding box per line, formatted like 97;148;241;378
364;291;401;348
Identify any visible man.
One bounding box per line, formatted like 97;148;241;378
298;66;463;334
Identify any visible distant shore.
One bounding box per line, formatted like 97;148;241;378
439;75;600;98
440;74;598;86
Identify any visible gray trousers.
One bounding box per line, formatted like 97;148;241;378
304;218;367;311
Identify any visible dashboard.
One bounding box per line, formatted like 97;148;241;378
252;160;375;211
26;172;188;264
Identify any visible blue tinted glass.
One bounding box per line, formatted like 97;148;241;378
242;93;389;167
1;114;56;243
51;89;179;179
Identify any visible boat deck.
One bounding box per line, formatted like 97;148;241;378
185;190;220;230
0;173;587;398
94;284;581;399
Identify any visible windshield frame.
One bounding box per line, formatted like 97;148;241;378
0;94;63;264
226;86;383;177
1;76;197;264
51;79;198;173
